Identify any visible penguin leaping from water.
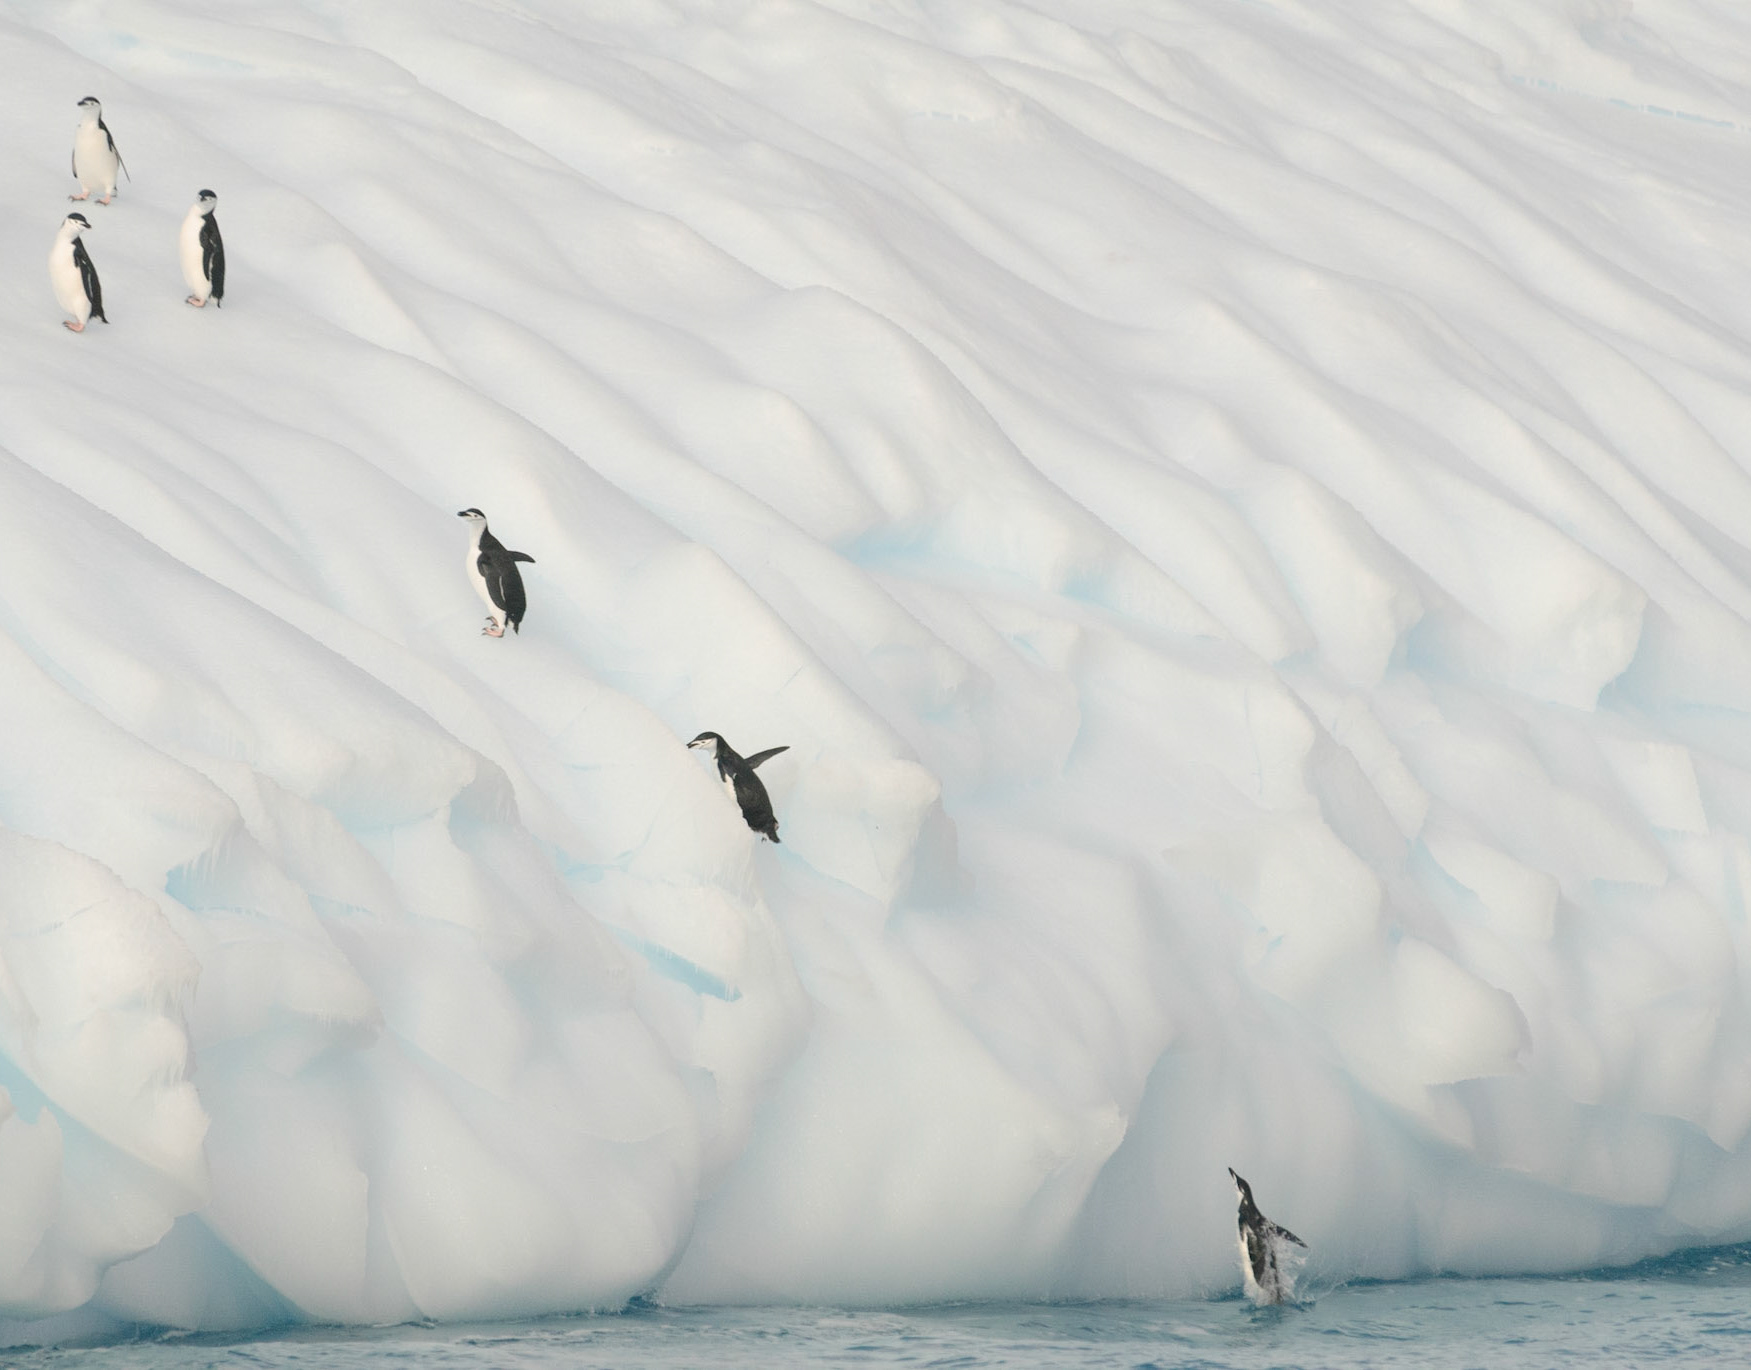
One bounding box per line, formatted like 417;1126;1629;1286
1228;1168;1306;1306
70;97;129;205
457;508;534;637
180;189;225;308
49;213;106;333
688;733;789;842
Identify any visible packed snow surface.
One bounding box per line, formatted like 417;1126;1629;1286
5;0;1751;1335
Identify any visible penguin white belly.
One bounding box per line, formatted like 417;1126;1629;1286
73;125;117;196
1237;1231;1262;1302
464;542;500;621
48;241;90;324
722;771;740;811
179;211;209;297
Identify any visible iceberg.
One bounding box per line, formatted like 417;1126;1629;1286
4;0;1751;1334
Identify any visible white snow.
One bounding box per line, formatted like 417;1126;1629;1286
4;0;1751;1334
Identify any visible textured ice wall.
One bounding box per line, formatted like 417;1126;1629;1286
4;0;1751;1333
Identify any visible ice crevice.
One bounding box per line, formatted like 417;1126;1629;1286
6;0;1751;1335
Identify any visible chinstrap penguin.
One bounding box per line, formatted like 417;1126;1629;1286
687;732;789;841
180;189;225;307
70;97;129;205
49;213;106;333
1228;1168;1306;1306
457;508;534;636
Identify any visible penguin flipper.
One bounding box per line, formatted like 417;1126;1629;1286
100;120;129;180
73;239;105;322
478;553;509;612
507;551;535;563
203;217;225;303
1269;1221;1307;1249
481;554;529;627
743;745;790;771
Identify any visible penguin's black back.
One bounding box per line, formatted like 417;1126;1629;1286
713;746;780;841
727;759;781;842
476;527;535;631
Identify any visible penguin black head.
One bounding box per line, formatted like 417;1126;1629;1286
77;96;101;109
457;507;487;521
1229;1168;1255;1207
687;732;723;754
196;189;218;212
65;212;92;232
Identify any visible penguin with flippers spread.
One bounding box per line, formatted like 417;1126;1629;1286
1228;1168;1306;1305
688;732;789;841
457;508;534;637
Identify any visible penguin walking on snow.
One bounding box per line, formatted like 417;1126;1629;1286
180;189;225;308
457;508;534;636
70;97;128;205
688;733;789;841
49;213;106;333
1228;1168;1306;1306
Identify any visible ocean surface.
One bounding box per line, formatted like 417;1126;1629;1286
10;1244;1749;1370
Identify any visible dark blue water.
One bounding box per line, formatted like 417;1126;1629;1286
8;1245;1749;1369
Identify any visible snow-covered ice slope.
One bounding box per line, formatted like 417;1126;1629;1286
5;0;1751;1330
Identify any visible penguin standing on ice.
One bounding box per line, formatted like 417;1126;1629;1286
457;508;534;636
49;213;106;333
180;189;225;307
1228;1168;1306;1306
687;733;789;841
70;97;128;205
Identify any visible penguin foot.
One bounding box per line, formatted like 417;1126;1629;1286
186;295;207;308
69;190;90;201
482;624;506;638
63;320;86;333
97;194;113;206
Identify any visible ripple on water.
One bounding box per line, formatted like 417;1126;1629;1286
9;1250;1751;1370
